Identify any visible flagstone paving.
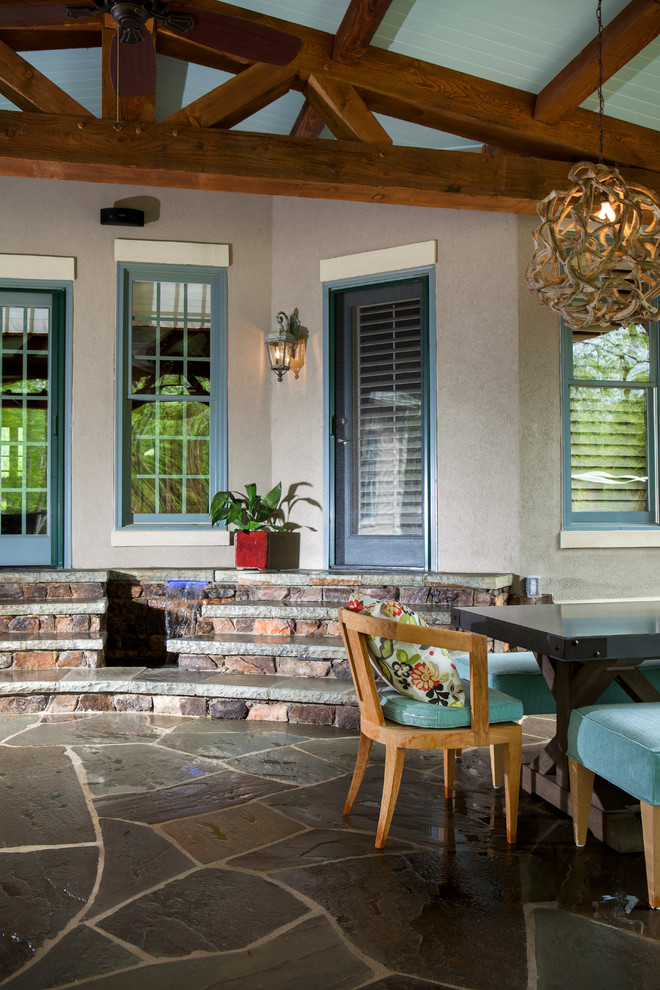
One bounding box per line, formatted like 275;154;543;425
1;711;659;989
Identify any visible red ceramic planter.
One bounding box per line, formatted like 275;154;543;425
235;530;268;569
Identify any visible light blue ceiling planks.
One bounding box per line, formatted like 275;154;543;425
0;2;659;145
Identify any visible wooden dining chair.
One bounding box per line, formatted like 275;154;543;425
339;606;523;848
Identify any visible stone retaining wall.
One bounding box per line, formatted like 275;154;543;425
0;691;360;728
106;572;514;667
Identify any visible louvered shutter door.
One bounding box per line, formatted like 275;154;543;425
354;296;424;536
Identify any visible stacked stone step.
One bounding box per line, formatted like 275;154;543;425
0;571;108;671
0;568;512;726
165;571;510;726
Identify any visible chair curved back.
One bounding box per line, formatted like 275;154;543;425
338;606;522;847
338;607;491;743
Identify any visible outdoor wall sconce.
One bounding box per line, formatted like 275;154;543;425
265;310;303;382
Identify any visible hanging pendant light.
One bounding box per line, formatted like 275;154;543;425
526;1;660;329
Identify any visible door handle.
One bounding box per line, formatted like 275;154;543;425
337;438;350;445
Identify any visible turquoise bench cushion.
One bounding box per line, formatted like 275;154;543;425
567;703;660;806
452;652;555;715
379;682;523;729
452;653;660;716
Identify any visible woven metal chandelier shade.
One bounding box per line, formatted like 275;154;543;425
526;161;660;329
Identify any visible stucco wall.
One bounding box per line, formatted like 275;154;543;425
0;176;536;579
0;175;274;569
270;197;521;572
517;215;659;601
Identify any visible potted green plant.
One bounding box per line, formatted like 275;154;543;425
210;482;284;569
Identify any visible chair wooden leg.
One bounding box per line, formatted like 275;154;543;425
343;731;372;816
490;743;505;789
375;740;405;848
444;748;456;798
502;729;522;843
568;758;595;847
640;802;660;909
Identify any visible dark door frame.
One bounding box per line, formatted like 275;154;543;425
324;266;437;571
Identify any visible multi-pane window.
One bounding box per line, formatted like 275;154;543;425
0;300;50;535
118;266;226;526
562;319;657;528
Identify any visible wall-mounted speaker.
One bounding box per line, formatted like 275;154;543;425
100;207;145;227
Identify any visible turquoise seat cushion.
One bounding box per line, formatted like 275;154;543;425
379;682;523;729
452;651;555;715
567;703;660;806
452;654;660;715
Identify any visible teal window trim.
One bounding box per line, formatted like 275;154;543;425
323;266;437;569
0;278;72;567
115;262;227;529
561;318;659;530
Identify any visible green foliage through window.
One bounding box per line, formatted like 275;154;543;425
118;265;226;526
563;320;656;526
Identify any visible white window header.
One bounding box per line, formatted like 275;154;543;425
115;239;230;268
320;241;436;283
560;530;660;549
0;255;75;281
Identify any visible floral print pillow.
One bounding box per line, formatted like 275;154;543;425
347;594;465;708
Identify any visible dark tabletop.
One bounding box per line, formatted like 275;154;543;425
451;602;660;661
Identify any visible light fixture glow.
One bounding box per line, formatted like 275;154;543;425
265;311;301;382
596;196;616;223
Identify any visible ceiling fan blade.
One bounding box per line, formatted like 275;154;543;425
167;9;302;66
110;26;157;97
0;5;84;26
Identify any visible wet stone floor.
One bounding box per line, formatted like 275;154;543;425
0;712;659;990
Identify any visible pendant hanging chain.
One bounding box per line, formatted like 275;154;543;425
597;0;604;163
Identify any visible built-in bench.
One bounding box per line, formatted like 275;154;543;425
453;652;660;715
568;703;660;908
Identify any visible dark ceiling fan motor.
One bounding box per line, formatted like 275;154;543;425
66;1;193;44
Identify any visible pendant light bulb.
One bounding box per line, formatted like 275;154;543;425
597;197;616;223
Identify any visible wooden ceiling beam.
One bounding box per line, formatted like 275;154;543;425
290;101;325;138
0;0;659;185
3;109;660;214
163;64;297;129
317;48;660;170
304;74;391;142
332;0;395;65
534;0;660;124
291;0;393;139
0;36;92;115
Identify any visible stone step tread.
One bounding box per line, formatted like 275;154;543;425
212;569;512;589
0;570;109;584
168;632;345;658
0;631;107;651
0;666;357;705
202;601;451;621
0;597;108;616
